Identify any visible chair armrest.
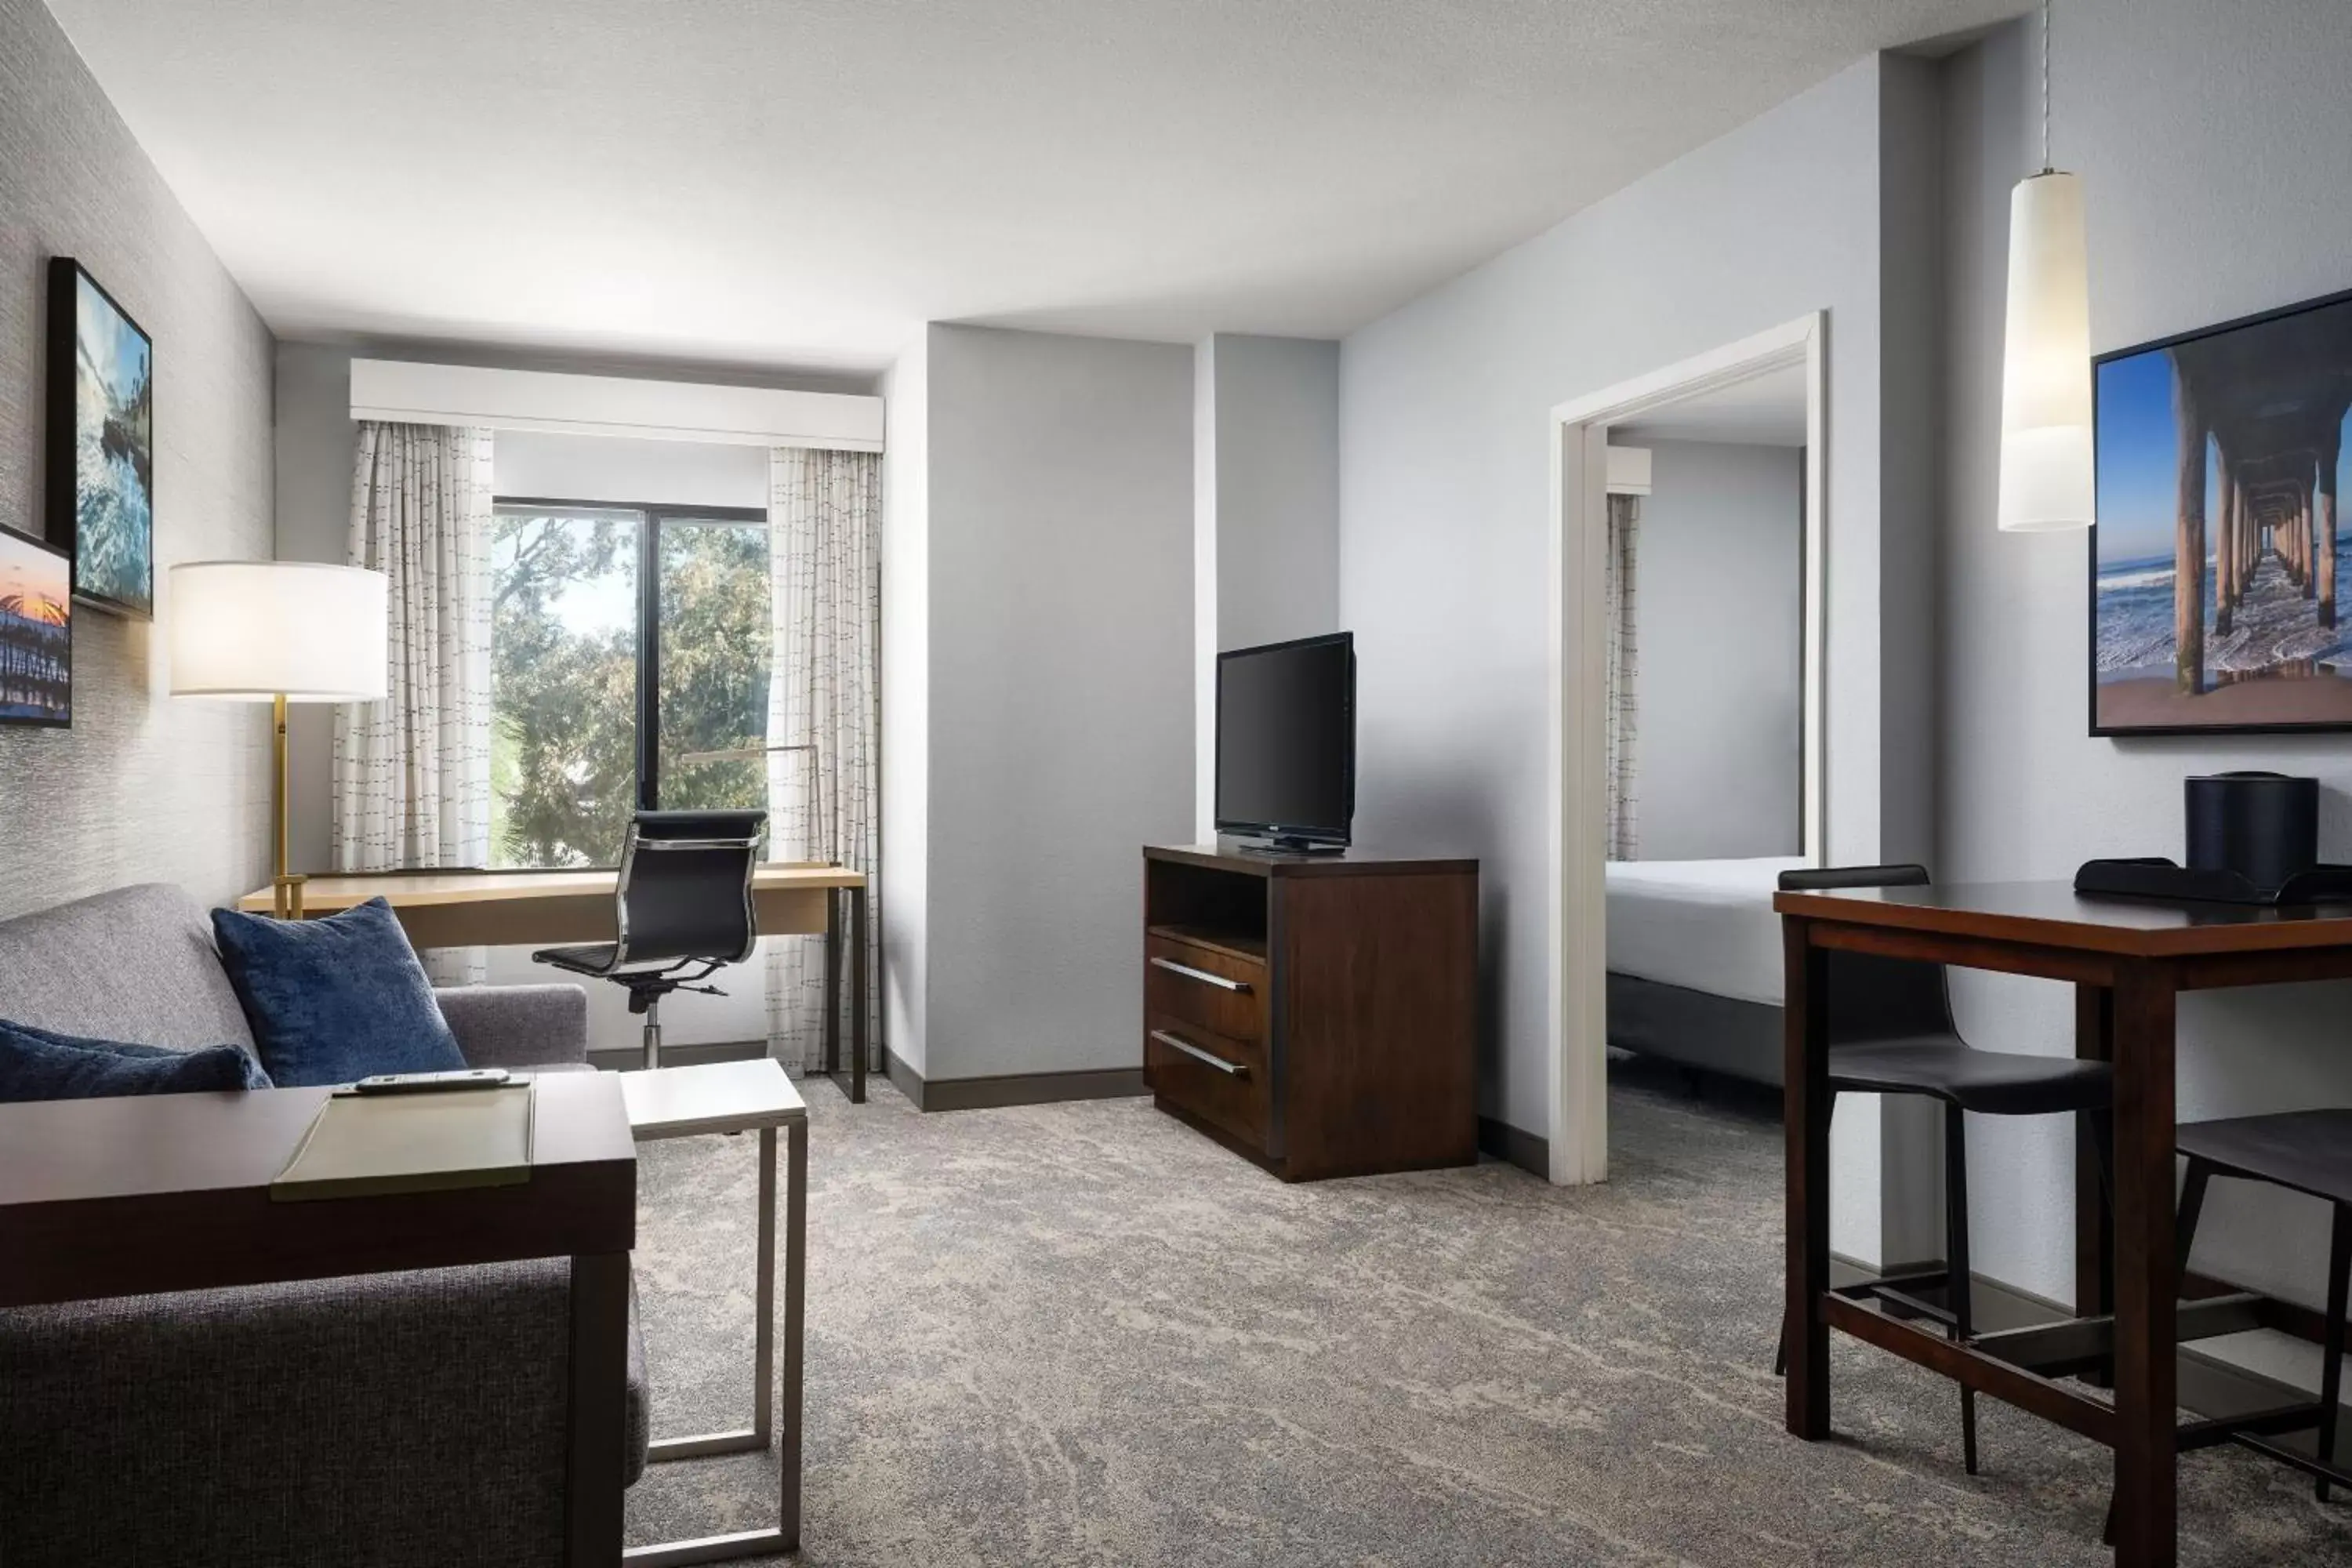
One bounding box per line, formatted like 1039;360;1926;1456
435;983;590;1069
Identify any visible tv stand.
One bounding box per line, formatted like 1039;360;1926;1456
1140;843;1478;1181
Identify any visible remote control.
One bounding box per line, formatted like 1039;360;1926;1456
348;1068;514;1095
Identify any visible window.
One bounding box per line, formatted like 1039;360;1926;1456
490;500;771;868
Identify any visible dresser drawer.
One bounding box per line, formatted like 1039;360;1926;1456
1144;935;1265;1043
1143;1014;1269;1149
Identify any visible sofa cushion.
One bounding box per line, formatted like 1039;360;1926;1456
0;1018;270;1102
212;898;467;1087
0;883;256;1053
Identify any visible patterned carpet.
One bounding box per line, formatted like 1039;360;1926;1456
623;1068;2352;1566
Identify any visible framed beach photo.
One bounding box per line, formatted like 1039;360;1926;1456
2089;285;2352;735
46;257;154;619
0;526;74;728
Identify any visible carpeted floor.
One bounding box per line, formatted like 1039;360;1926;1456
624;1067;2352;1566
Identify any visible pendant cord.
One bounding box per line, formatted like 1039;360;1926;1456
2041;0;2053;173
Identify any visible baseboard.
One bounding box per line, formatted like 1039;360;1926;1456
885;1049;1146;1112
1477;1116;1548;1179
588;1037;769;1072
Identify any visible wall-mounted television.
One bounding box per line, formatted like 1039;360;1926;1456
1215;631;1354;850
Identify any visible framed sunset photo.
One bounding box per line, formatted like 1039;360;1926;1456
2090;285;2352;735
47;257;154;619
0;526;74;728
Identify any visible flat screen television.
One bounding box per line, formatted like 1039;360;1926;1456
1215;631;1355;850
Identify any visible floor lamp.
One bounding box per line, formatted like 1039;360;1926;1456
168;561;389;918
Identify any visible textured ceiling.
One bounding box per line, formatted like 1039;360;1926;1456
43;0;2013;372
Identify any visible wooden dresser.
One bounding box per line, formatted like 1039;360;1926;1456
1141;843;1478;1181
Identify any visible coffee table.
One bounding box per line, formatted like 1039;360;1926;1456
619;1059;808;1563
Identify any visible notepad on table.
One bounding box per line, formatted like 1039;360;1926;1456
271;1082;535;1201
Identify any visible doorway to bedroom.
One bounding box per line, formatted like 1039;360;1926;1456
1544;315;1825;1186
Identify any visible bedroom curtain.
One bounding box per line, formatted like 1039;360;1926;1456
1603;492;1641;861
333;421;494;983
763;446;881;1073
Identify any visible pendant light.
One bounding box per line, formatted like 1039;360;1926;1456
1998;0;2094;532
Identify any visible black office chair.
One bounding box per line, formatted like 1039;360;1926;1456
1773;863;2114;1475
533;809;766;1070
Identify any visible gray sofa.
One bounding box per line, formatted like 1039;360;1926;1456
0;883;648;1568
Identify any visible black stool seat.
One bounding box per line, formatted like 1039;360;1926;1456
2178;1109;2352;1207
1831;1038;2113;1116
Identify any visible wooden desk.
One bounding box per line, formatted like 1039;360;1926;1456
238;865;875;1102
1775;880;2352;1568
0;1072;638;1565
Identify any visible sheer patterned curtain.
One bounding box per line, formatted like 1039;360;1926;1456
334;421;494;983
764;446;881;1071
1603;492;1641;861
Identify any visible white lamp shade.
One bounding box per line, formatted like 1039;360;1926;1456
168;561;389;701
1998;170;2095;532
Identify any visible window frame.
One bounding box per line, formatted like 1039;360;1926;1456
492;494;769;854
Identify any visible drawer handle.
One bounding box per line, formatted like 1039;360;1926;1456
1149;1029;1249;1078
1149;956;1251;993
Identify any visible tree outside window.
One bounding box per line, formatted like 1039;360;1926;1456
489;502;771;868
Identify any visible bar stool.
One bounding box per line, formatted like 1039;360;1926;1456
2172;1109;2352;1497
1773;864;2114;1474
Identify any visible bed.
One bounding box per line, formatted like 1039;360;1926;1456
1606;856;1804;1086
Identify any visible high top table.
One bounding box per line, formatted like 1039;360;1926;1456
238;864;876;1101
1776;880;2352;1567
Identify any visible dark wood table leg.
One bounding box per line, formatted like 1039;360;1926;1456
2110;959;2179;1568
2076;982;2117;1384
822;889;842;1080
781;1117;808;1551
1784;915;1831;1439
567;1250;632;1567
851;884;869;1104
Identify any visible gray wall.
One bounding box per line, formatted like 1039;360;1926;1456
880;337;931;1074
1939;1;2352;1371
1337;56;1939;1218
1628;439;1803;862
923;324;1195;1082
0;0;276;920
1209;335;1340;649
1193;332;1341;834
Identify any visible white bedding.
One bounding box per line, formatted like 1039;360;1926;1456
1605;857;1806;1007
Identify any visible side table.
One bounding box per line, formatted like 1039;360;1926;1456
620;1060;808;1563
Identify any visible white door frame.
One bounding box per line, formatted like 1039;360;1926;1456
1544;311;1828;1186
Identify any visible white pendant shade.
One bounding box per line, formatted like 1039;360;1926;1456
168;561;389;701
1998;170;2095;532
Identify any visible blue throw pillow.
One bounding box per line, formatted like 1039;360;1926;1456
211;896;467;1087
0;1017;271;1103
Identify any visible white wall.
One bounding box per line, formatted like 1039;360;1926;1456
1630;438;1804;861
1192;333;1341;835
1939;1;2352;1393
880;336;931;1075
1338;55;1940;1261
0;0;277;920
921;324;1195;1081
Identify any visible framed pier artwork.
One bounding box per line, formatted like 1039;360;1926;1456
2091;285;2352;735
